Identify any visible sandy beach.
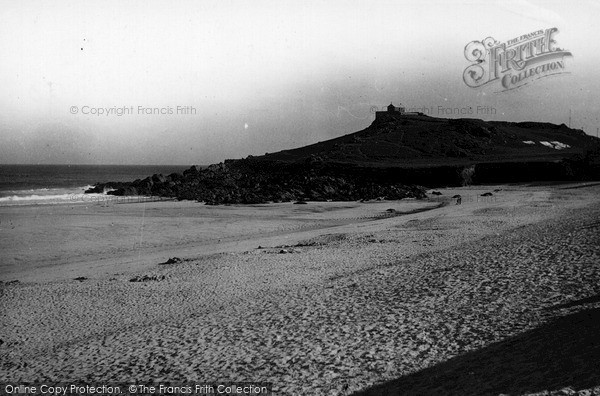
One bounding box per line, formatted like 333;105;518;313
1;183;599;395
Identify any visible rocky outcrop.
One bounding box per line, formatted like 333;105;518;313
86;159;427;204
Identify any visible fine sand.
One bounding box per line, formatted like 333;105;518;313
1;184;599;395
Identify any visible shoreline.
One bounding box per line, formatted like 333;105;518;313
1;183;599;395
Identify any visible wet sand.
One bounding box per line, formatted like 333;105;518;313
1;184;599;395
0;199;441;283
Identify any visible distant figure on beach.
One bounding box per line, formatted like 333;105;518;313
452;194;462;205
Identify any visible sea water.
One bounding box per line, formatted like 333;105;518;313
0;164;190;206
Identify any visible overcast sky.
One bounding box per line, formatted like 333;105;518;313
1;0;599;165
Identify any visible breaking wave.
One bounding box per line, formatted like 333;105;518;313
0;186;110;206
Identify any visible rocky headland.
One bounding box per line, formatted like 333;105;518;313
86;115;600;204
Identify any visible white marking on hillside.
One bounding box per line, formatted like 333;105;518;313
539;141;570;150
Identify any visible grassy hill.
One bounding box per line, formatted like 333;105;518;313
259;114;599;167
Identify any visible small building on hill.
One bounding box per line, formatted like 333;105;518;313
375;102;406;121
375;102;425;121
387;103;405;113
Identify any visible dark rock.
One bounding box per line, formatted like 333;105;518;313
74;277;88;281
121;186;138;196
152;173;166;183
183;166;201;176
129;274;166;282
481;192;493;196
167;172;182;182
162;257;183;265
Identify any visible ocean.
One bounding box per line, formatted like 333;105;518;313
0;164;191;206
